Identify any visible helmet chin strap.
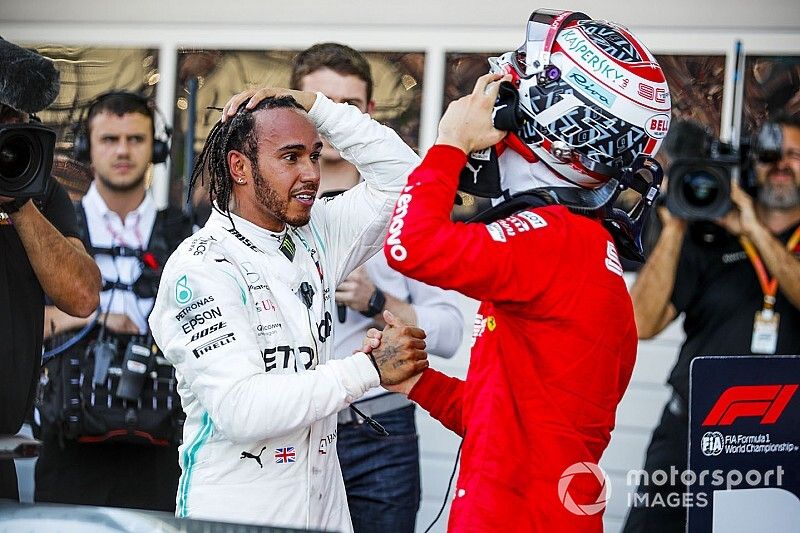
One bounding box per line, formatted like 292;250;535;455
475;152;664;263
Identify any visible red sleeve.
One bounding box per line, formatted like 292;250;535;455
408;368;465;437
384;144;565;303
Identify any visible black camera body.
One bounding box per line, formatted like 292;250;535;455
0;123;56;198
667;141;743;220
666;123;783;220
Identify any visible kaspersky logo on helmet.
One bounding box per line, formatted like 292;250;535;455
558;462;612;515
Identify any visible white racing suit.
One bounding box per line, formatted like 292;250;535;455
149;94;419;530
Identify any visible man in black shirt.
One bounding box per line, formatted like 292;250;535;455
624;114;800;532
0;37;101;500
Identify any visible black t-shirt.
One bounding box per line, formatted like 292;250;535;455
668;222;800;403
0;179;79;434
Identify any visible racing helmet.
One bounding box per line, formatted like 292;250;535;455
459;9;670;260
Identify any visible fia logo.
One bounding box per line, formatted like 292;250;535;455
175;275;192;304
701;431;724;457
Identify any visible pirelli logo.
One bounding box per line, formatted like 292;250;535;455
192;332;236;358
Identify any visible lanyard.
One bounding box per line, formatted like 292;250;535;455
104;212;144;249
739;225;800;310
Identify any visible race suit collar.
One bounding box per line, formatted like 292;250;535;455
206;208;290;255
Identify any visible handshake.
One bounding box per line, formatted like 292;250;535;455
359;310;428;393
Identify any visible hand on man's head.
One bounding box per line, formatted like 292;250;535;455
221;87;317;122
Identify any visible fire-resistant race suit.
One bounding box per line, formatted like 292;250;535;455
149;94;419;530
385;145;637;532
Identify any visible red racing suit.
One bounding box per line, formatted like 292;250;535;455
384;145;637;532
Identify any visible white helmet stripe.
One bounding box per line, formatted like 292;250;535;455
532;93;583;127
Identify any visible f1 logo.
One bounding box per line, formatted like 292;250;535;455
702;384;798;426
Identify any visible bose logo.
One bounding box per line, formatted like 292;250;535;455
703;384;798;426
386;185;414;262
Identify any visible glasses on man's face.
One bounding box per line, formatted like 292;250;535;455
780;149;800;164
758;149;800;166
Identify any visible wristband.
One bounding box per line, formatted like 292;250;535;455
360;288;386;318
367;352;383;382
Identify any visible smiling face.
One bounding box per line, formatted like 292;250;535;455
756;125;800;210
230;107;322;231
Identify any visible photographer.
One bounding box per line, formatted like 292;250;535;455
624;114;800;532
34;91;192;511
0;37;101;499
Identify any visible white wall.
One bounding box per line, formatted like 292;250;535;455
3;2;798;531
1;0;799;30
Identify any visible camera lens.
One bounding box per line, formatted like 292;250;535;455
0;133;34;182
680;171;720;208
666;160;733;220
0;124;55;198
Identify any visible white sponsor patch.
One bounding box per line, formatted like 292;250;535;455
517;211;548;229
605;241;623;276
486;222;507;242
645;114;670;139
470;147;492;161
471;313;487;347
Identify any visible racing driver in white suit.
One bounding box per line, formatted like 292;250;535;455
149;88;428;530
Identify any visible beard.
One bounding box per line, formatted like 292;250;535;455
96;170;146;193
757;168;800;210
758;184;800;210
252;167;311;228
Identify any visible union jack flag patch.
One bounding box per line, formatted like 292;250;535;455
275;446;296;464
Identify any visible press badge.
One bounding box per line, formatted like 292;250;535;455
751;309;779;354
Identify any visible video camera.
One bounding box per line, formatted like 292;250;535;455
0;123;56;198
666;40;785;221
666;123;783;220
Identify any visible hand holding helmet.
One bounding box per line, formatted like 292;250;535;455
456;9;672;261
436;72;511;155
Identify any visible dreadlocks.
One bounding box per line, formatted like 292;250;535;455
189;95;305;221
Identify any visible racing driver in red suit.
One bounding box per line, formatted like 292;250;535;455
377;9;671;532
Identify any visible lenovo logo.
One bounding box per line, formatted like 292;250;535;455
702;384;798;426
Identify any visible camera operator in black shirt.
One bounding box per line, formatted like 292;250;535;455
0;36;101;500
624;114;800;532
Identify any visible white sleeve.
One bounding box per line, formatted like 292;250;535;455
407;278;465;359
307;93;421;286
149;256;380;444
